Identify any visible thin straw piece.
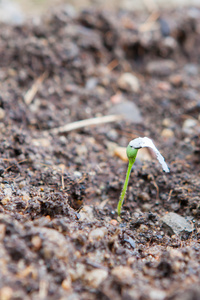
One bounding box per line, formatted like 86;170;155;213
48;114;123;135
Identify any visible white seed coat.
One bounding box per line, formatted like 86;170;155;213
129;137;170;172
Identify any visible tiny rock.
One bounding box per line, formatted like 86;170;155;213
138;192;150;202
0;287;13;300
109;219;118;226
21;192;30;202
161;212;193;238
32;138;51;147
169;74;183;87
182;118;198;134
0;108;5;120
162;118;172;127
117;72;140;92
83;269;108;288
31;235;42;251
4;187;12;197
70;263;86;281
110;93;123;104
79;205;96;222
149;289;166;300
184;63;199;76
182;118;198;129
39;228;70;261
114;146;128;162
111;266;134;285
62;277;72;291
108;100;143;123
146;60;176;76
76;145;88;156
1;196;11;205
18;180;27;189
162;36;177;51
106;129;119;141
157;81;171;91
89;228;107;241
161;128;174;139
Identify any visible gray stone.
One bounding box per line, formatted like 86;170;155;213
184;63;199;76
146;60;176;76
108;100;143;123
117;73;140;93
161;212;193;238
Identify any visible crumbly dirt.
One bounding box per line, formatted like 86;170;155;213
0;6;200;300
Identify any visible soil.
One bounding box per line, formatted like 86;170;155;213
0;5;200;300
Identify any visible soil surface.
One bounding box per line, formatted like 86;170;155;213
0;6;200;300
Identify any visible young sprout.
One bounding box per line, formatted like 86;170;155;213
117;137;170;216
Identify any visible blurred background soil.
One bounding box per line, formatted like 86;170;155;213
1;0;200;23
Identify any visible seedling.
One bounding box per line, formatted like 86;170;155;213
117;137;170;216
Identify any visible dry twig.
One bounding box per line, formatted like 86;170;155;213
24;71;48;105
47;114;123;135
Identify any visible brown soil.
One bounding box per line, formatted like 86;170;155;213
0;6;200;300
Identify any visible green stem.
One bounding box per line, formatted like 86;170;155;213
117;160;134;216
117;146;138;216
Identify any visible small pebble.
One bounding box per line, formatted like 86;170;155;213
157;81;171;91
117;72;140;92
70;263;86;281
62;277;72;291
169;74;183;87
40;228;70;261
79;206;96;222
83;269;108;288
32;138;51;147
182;118;198;129
85;77;98;90
110;93;122;104
21;192;30;202
142;203;152;211
108;100;143;123
76;145;88;156
184;63;198;76
109;219;118;226
111;266;134;285
4;187;12;196
182;118;198;134
1;196;11;205
0;287;13;300
149;289;166;300
161;212;193;237
18;181;27;189
138;192;150;202
163;36;177;50
161;128;174;139
31;236;42;251
162;118;172;127
138;224;149;232
106;129;118;141
146;60;176;76
114;146;128;162
0;108;5;120
89;228;107;241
